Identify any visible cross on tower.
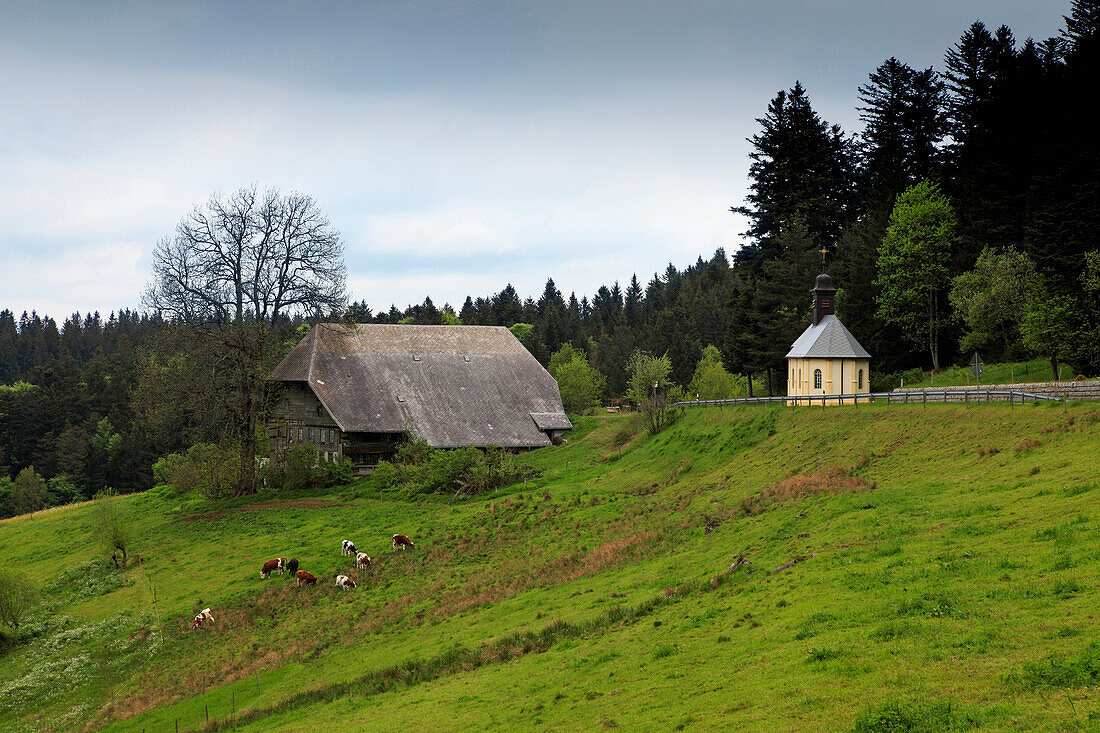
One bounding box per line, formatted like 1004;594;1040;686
819;246;828;273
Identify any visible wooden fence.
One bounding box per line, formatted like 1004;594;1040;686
672;388;1062;410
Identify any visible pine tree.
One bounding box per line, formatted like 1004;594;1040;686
733;82;858;263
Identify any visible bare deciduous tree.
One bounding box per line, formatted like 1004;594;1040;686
144;187;346;494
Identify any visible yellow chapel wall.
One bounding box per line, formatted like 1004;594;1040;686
787;357;870;405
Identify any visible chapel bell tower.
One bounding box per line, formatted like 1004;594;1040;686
811;273;836;326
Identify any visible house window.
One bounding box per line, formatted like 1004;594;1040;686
297;427;303;441
308;428;315;441
813;369;822;389
858;369;864;389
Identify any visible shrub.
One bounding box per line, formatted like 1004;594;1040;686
284;444;320;492
151;452;187;487
395;437;432;467
161;443;239;501
318;456;355;487
852;699;979;732
1004;642;1100;691
93;488;132;568
365;460;405;494
550;344;607;415
626;350;676;435
382;444;542;498
0;570;37;633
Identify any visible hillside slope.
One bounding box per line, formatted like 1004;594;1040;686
2;402;1099;731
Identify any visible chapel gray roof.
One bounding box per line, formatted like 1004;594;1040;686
269;323;571;448
785;315;871;359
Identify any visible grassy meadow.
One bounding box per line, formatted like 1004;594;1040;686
898;358;1078;390
2;401;1100;731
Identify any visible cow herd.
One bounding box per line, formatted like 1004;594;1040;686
190;534;415;630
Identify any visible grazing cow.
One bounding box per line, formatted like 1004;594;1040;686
190;608;213;630
295;570;317;587
392;534;415;551
260;557;286;579
341;539;357;557
286;558;299;575
335;574;356;590
356;552;372;570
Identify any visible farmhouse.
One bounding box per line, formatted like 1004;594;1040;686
786;273;871;405
267;323;572;473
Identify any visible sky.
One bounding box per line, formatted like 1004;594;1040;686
0;0;1067;320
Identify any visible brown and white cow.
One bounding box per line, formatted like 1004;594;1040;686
295;570;317;587
392;534;415;551
355;552;372;570
260;557;286;579
190;607;213;630
335;574;356;590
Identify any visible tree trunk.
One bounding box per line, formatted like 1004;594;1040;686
1050;356;1059;381
766;366;773;397
747;372;754;398
929;290;940;371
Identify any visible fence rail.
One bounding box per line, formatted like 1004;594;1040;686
672;389;1061;410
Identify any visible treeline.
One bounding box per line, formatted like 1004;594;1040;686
2;2;1099;511
351;2;1100;392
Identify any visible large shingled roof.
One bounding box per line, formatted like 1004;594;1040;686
269;323;571;448
785;315;871;359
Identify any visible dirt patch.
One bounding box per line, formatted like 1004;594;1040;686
739;465;872;516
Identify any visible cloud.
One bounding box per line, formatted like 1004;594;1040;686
0;241;148;317
357;206;524;256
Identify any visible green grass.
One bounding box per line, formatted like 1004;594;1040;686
3;402;1100;731
900;358;1077;389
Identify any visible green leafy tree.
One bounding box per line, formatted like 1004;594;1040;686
7;466;47;517
548;345;606;415
508;323;534;352
1021;287;1078;380
0;569;37;632
626;351;675;435
688;345;748;400
949;246;1038;359
875;180;958;370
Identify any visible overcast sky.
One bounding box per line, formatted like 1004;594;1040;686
0;1;1065;320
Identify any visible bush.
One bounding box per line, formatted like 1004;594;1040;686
0;570;37;632
151;452;187;487
93;488;132;568
160;443;239;501
852;699;979;732
549;345;607;415
368;444;542;498
1005;642;1100;691
284;444;320;492
395;437;432;467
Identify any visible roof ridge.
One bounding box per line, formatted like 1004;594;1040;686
307;324;319;381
